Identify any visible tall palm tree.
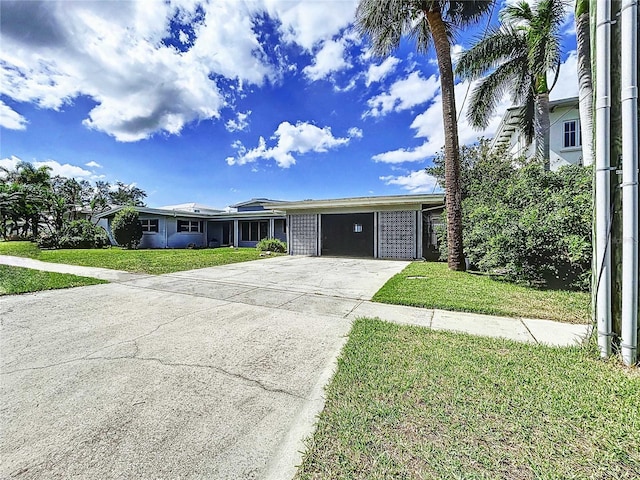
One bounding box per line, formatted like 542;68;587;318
575;0;593;166
356;0;494;271
455;0;567;168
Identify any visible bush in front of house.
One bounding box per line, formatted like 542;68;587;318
112;207;143;249
37;220;110;249
256;238;287;253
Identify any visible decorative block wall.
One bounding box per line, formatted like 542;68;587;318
289;214;318;255
378;211;416;259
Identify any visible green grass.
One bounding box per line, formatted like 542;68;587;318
0;241;270;275
297;318;640;480
373;261;590;324
0;265;107;295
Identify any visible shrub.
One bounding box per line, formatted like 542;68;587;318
37;221;110;249
256;238;287;253
111;207;143;249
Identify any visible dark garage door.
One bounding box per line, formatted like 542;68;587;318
321;213;374;257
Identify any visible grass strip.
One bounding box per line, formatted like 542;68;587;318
0;265;107;295
297;318;640;480
0;241;269;275
373;261;590;323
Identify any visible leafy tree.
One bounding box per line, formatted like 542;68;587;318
455;0;568;167
427;142;592;290
109;181;147;207
356;0;494;271
111;207;143;249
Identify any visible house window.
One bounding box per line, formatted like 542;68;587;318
239;220;268;242
140;219;159;233
563;120;580;148
353;223;363;233
177;220;202;233
275;219;286;234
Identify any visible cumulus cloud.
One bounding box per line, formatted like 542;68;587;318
0;101;28;130
550;51;579;101
85;161;102;168
303;38;351;81
225;110;252;132
0;0;358;142
380;170;441;194
365;57;401;86
365;72;439;118
0;155;94;179
228;121;360;168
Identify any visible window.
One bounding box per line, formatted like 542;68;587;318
177;220;202;233
353;223;363;233
239;220;268;242
140;219;159;233
563;120;580;148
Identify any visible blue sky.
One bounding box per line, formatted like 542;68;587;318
1;0;579;209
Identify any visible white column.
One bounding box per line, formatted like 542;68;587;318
233;219;239;247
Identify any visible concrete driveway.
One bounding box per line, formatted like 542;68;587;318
0;256;409;479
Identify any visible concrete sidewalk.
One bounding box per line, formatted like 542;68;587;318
0;254;150;282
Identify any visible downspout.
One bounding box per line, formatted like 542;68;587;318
595;0;613;358
620;0;639;366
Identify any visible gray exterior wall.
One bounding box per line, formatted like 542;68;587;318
378;211;417;259
139;216;168;249
166;217;206;248
288;214;318;255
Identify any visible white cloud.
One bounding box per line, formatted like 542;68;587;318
303;38;351;81
228;121;360;168
0;0;358;142
365;57;401;86
85;161;102;168
550;51;579;101
225;110;252;132
0;155;93;179
0;101;28;130
365;72;439;117
380;170;441;194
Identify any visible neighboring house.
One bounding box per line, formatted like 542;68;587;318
264;194;444;260
491;97;583;170
94;194;445;259
95;199;286;249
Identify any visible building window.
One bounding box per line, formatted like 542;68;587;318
239;220;268;242
563;120;580;148
177;220;202;233
353;223;363;233
141;219;159;233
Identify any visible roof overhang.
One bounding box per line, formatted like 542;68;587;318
263;194;444;213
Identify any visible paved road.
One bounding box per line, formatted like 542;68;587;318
0;256;410;479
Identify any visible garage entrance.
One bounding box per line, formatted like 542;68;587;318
321;213;374;257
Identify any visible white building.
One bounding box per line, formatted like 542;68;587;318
491;97;583;170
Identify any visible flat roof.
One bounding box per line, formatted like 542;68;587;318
263;194;444;211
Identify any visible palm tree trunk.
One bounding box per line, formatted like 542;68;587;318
425;9;465;271
534;91;551;170
575;0;594;166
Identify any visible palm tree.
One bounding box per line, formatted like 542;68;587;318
356;0;494;271
575;0;593;166
455;0;568;168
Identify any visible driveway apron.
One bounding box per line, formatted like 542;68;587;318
0;256;409;479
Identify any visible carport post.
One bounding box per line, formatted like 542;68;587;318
233;219;239;247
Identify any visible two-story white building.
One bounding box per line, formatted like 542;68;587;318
491;97;583;170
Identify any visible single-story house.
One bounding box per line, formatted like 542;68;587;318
264;194;444;260
96;198;287;249
95;194;444;259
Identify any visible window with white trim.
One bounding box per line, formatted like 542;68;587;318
141;219;159;233
563;120;580;148
177;220;203;233
239;220;268;242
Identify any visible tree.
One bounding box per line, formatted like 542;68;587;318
111;207;143;249
356;0;494;271
574;0;593;166
455;0;568;168
109;181;147;207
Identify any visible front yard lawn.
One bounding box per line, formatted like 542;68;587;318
373;261;590;324
0;265;107;295
297;318;640;480
0;241;269;275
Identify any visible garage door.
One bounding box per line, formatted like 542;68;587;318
321;213;374;257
